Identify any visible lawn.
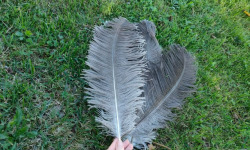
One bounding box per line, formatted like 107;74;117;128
0;0;249;149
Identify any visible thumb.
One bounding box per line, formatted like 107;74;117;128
116;139;124;150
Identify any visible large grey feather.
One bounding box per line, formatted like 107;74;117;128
124;20;197;149
84;17;146;139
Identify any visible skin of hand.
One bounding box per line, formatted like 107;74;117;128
107;138;133;150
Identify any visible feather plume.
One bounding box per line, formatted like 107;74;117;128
123;20;197;149
84;17;146;139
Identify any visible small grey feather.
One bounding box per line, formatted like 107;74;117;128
124;20;197;149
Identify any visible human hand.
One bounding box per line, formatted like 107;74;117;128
107;138;133;150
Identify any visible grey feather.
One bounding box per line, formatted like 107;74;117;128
124;21;197;149
84;17;147;139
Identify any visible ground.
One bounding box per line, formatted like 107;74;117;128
0;0;249;149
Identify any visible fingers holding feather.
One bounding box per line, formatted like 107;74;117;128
116;139;124;150
125;144;133;150
123;139;130;148
123;139;133;150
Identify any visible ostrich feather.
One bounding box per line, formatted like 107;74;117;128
123;20;197;149
84;17;147;139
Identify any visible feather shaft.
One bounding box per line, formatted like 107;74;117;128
111;19;125;139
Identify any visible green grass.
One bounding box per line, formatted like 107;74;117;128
0;0;249;149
